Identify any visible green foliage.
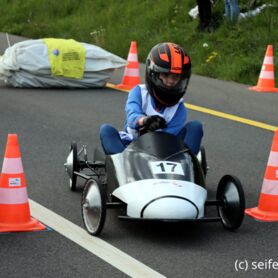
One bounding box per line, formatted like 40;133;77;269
0;0;277;85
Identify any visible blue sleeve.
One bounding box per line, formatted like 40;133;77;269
124;85;145;129
164;102;187;136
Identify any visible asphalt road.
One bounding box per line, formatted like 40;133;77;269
0;33;278;278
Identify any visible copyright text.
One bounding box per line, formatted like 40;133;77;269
235;259;278;271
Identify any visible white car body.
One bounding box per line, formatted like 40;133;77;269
113;179;207;219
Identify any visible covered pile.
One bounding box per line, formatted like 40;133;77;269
0;38;126;88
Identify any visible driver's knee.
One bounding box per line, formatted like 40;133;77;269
99;124;125;155
184;120;204;155
100;124;117;139
186;121;203;137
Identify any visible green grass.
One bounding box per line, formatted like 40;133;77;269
0;0;277;85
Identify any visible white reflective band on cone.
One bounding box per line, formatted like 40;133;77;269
262;179;278;195
0;187;28;204
124;68;140;77
1;158;24;174
268;151;278;167
260;71;275;79
263;56;274;65
127;53;138;62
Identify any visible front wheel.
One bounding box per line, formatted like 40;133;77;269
81;178;106;236
216;175;245;230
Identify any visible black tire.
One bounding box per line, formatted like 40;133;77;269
81;178;106;236
200;146;208;177
216;175;245;230
197;146;208;177
64;142;79;191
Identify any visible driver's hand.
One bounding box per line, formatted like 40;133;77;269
142;115;167;131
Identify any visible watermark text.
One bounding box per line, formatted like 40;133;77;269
235;259;278;272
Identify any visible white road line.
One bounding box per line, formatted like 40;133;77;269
29;199;166;278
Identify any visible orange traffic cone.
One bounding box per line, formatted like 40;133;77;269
249;45;278;93
0;134;46;232
245;130;278;221
116;41;141;90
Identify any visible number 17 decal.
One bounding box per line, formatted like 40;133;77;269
150;161;184;175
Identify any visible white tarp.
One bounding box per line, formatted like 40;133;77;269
0;39;126;88
239;4;273;20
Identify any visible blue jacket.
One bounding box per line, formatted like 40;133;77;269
124;84;187;137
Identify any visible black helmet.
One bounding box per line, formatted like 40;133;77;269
145;42;191;106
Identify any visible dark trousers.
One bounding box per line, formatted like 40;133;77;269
100;121;203;155
196;0;212;29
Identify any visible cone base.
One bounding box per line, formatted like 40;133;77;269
115;84;134;91
0;217;47;232
249;86;278;93
245;207;278;222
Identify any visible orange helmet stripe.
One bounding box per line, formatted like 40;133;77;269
159;53;169;62
158;44;169;62
168;43;182;74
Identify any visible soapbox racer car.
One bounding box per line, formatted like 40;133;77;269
64;131;245;236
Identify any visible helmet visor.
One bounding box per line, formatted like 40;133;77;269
152;71;190;93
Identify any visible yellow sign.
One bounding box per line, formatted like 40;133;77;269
44;38;85;79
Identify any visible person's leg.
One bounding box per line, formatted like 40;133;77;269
179;120;203;155
99;124;126;155
203;0;212;28
230;0;239;22
196;0;205;30
225;0;231;19
197;0;212;31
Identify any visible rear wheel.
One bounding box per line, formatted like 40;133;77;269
200;146;208;176
81;178;106;236
197;146;208;176
216;175;245;230
64;142;80;191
